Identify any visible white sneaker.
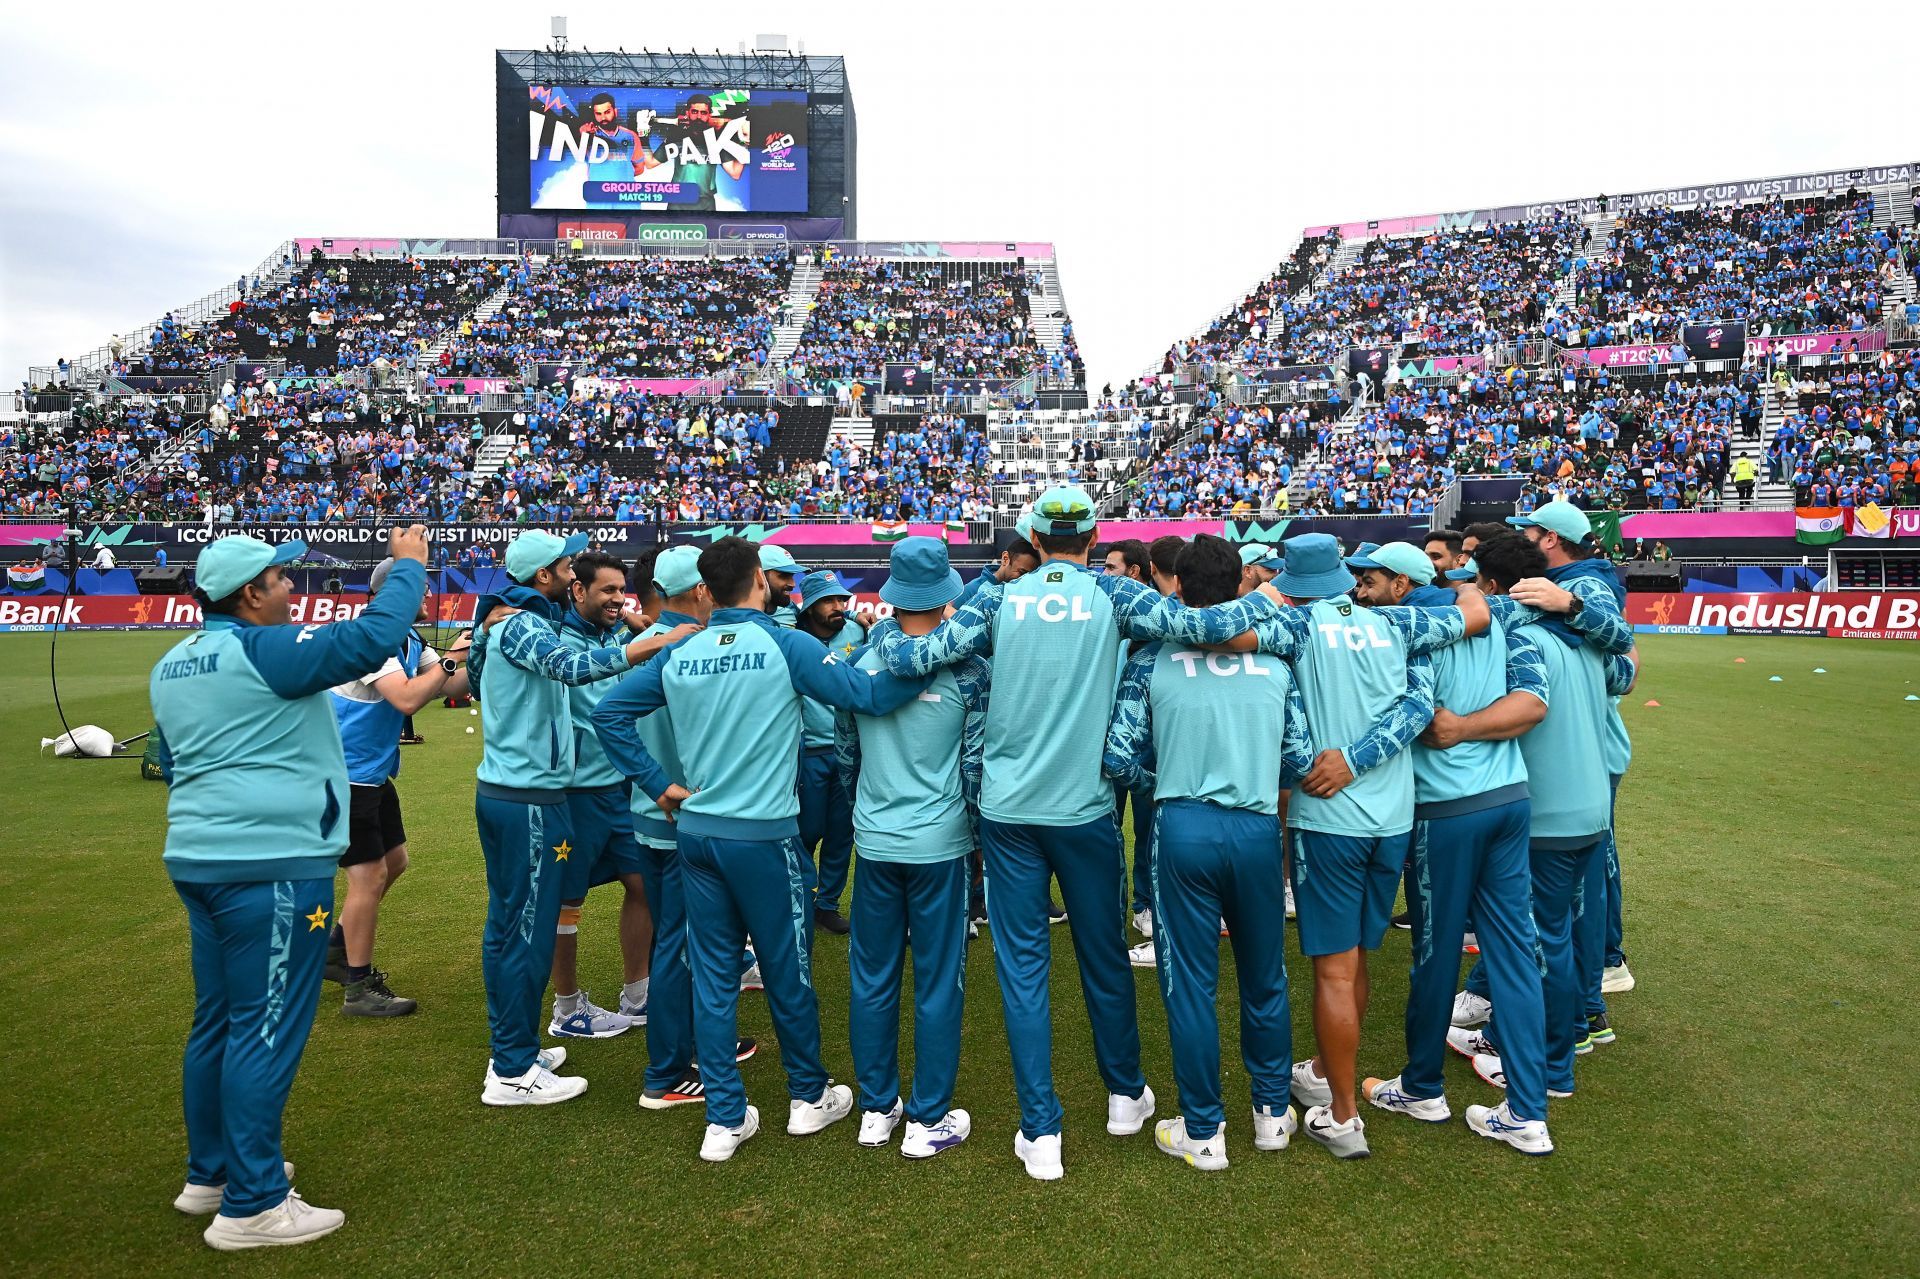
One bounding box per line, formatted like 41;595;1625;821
740;961;764;993
700;1105;760;1162
1447;1026;1498;1059
1290;1058;1332;1108
1363;1075;1452;1122
1302;1104;1371;1159
548;991;632;1039
858;1099;904;1147
1450;991;1492;1027
1284;880;1297;919
1014;1130;1063;1181
1602;962;1636;993
617;996;650;1025
1128;940;1157;968
789;1082;854;1135
1471;1052;1573;1099
174;1162;295;1215
901;1109;972;1159
1252;1103;1298;1151
481;1063;589;1106
1106;1084;1155;1135
1132;908;1153;938
201;1189;344;1251
1465;1100;1555;1155
1153;1116;1227;1171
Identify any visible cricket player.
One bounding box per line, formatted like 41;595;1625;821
794;570;865;935
468;531;678;1108
871;485;1286;1181
1347;543;1553;1154
325;555;470;1017
155;528;428;1250
1102;534;1314;1171
592;537;930;1162
837;537;988;1157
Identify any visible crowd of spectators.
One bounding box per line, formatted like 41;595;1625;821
444;254;788;380
789;258;1043;389
1769;348;1920;509
1115;390;1328;518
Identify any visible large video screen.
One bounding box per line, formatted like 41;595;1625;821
527;85;808;213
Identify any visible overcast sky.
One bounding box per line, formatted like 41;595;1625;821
3;0;1916;392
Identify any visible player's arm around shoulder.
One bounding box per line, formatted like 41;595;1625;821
876;583;999;676
1101;642;1157;792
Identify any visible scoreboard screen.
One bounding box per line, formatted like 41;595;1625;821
526;84;809;213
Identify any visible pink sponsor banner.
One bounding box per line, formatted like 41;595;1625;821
1746;329;1886;357
423;376;510;394
0;524;67;547
920;242;1055;259
574;376;713;395
1303;215;1442;240
1558;342;1687;368
761;523;975;547
1618;511;1795;539
294;238;403;256
1093;519;1231;541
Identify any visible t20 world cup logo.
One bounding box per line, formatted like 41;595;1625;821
761;131;797;170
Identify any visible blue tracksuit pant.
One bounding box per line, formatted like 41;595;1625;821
176;877;332;1217
475;790;571;1079
1150;801;1291;1141
798;749;854;916
1401;800;1549;1122
1577;828;1610;1023
1603;772;1626;971
635;837;693;1092
979;814;1145;1140
848;854;969;1124
1487;839;1601;1096
1114;781;1156;916
681;831;828;1128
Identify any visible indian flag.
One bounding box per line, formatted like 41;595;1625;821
871;521;908;543
1848;502;1893;540
7;563;46;591
1794;506;1844;545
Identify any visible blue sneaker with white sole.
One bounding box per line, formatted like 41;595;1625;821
549;992;633;1039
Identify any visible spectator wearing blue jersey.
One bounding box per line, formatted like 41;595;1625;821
325;556;471;1019
836;537;989;1157
872;485;1288;1182
591;538;932;1163
1104;534;1315;1171
794;570;865;936
153;527;428;1251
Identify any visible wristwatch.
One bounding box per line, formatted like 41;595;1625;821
439;656;460;675
1564;595;1585;619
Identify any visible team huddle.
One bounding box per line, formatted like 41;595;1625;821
149;486;1637;1248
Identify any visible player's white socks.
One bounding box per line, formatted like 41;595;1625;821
555;990;583;1016
622;977;650;1007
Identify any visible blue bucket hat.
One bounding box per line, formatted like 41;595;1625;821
652;545;704;598
195;534;306;601
505;529;588;583
1345;540;1435;585
799;570;854;611
1273;533;1356;600
880;536;964;612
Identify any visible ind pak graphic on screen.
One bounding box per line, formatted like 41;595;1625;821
528;85;808;213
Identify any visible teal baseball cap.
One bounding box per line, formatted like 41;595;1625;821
1507;500;1594;546
799;570;853;611
652;545;704;598
1345;540;1435;584
1273;533;1356;600
505;529;588;583
1030;485;1097;537
1444;557;1480;582
195;534;307;601
881;536;963;611
1013;510;1035;543
1238;543;1284;570
759;544;805;574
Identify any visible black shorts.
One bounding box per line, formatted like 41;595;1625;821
342;781;407;867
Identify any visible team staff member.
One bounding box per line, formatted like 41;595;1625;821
548;550;658;1041
794;571;865;936
1442;533;1625;1140
1103;535;1315;1171
467;531;679;1108
592;538;931;1163
873;486;1287;1182
155;528;428;1251
1349;544;1552;1153
1215;535;1488;1159
326;555;471;1017
837;538;988;1157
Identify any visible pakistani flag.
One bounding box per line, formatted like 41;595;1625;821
1794;506;1844;545
7;562;45;592
871;521;908;543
